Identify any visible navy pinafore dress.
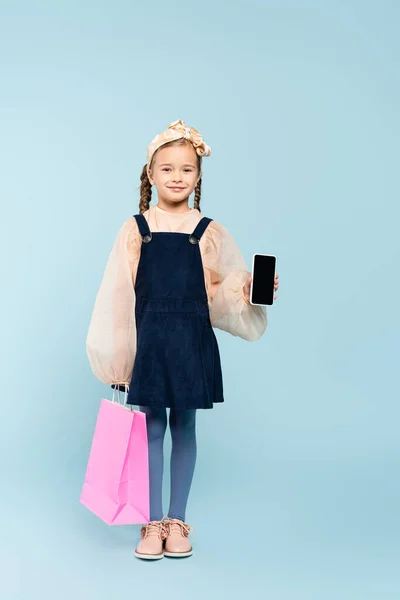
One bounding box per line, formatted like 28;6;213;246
126;213;224;410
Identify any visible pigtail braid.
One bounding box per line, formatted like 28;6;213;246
193;176;202;212
139;164;152;214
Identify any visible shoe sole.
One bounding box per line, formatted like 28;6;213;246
164;550;193;558
134;551;164;560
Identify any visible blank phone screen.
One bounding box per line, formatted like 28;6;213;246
251;254;276;305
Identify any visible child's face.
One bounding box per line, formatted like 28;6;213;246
148;144;201;205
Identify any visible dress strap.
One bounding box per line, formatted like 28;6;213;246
133;214;152;243
189;217;213;244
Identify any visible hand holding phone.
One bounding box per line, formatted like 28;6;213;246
250;254;277;306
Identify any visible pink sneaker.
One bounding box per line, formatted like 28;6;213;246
163;518;195;558
134;520;167;560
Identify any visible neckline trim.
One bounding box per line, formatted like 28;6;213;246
155;204;195;216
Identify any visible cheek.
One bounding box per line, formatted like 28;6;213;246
154;174;168;186
187;173;199;187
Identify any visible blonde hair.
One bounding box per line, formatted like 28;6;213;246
138;138;202;214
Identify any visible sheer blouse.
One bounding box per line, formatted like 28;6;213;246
86;204;267;386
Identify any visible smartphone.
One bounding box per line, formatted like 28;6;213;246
250;254;276;306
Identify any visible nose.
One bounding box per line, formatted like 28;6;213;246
171;171;183;183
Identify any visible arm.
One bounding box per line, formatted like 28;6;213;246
86;217;141;388
201;221;267;341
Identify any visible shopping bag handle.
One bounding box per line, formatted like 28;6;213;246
111;385;131;409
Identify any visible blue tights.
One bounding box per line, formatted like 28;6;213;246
139;406;197;523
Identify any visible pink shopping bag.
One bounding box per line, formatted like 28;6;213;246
80;391;149;525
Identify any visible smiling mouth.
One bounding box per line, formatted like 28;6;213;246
168;187;185;190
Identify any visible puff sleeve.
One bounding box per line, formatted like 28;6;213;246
200;221;267;341
86;217;141;386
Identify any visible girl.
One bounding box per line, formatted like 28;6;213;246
86;119;279;560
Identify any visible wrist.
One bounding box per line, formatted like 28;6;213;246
111;381;130;390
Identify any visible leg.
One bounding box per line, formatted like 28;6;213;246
139;406;167;522
167;408;197;522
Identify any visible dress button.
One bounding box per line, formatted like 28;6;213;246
189;235;199;244
142;234;152;243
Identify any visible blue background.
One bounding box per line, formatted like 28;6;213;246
1;1;399;598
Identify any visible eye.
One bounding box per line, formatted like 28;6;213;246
162;168;171;171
